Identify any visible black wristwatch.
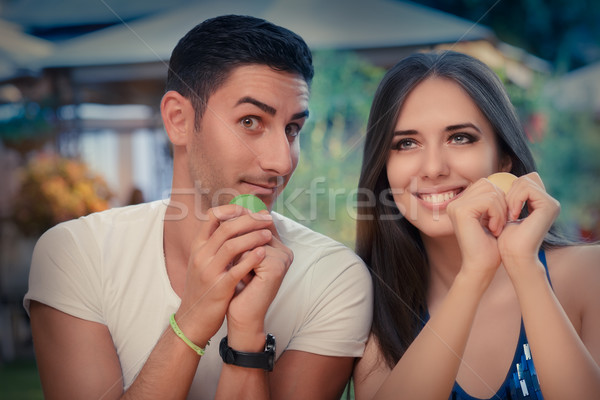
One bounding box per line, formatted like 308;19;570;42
219;334;276;372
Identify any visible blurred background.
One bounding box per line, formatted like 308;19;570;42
1;0;599;398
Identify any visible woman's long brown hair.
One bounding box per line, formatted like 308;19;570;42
356;51;569;369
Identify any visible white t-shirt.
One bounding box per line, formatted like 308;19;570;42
24;200;373;399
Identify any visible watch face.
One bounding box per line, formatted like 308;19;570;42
265;333;276;371
265;333;276;352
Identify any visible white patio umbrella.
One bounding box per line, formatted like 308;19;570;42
0;19;54;82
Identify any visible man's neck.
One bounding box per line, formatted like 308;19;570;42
162;195;210;294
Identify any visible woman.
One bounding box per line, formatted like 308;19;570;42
353;51;600;400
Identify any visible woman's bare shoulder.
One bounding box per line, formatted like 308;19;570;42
547;244;600;274
546;244;600;308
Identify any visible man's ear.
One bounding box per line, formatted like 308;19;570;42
161;90;195;146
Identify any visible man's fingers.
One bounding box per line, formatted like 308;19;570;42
198;204;247;240
193;207;273;257
209;229;272;269
226;246;266;286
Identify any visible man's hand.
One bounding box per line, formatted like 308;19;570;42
226;222;293;350
175;204;275;348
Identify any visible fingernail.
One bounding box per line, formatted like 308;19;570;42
252;213;272;220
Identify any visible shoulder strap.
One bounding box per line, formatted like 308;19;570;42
538;249;553;288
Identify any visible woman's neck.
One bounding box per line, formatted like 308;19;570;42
421;233;513;313
421;233;463;290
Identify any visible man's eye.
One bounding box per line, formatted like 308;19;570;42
241;116;259;130
286;124;301;138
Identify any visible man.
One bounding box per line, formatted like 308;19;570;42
24;14;372;399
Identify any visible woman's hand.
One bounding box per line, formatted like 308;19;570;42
497;172;560;273
447;178;508;282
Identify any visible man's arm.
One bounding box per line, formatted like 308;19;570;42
30;206;275;399
30;301;125;400
215;221;294;399
216;234;372;400
216;348;353;400
30;301;205;400
270;351;354;400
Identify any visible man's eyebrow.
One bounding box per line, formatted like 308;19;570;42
236;96;309;121
292;110;309;120
236;96;276;115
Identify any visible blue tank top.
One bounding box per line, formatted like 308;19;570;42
424;250;550;400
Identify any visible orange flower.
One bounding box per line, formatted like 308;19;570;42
12;154;113;237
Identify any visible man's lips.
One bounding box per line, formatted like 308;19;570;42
241;180;281;196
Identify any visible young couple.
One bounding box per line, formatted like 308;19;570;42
25;14;599;400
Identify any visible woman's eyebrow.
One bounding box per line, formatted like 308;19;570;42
392;129;418;137
393;123;482;137
445;123;482;133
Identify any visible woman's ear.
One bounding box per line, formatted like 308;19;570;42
499;153;513;173
161;90;195;146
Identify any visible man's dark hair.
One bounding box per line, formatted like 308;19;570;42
166;14;314;130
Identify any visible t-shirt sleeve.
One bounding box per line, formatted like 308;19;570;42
23;222;104;324
285;248;374;357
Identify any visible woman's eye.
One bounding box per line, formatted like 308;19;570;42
392;138;417;150
240;116;260;130
450;133;474;144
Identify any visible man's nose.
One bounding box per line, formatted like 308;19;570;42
257;129;294;176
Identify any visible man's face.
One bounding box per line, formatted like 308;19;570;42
187;64;310;210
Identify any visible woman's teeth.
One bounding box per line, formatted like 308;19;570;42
420;191;456;204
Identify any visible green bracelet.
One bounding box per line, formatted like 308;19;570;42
170;313;209;356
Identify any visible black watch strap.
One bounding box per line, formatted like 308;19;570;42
219;334;276;372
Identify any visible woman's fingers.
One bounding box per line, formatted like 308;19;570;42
449;178;508;237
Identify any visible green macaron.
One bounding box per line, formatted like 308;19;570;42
229;194;268;213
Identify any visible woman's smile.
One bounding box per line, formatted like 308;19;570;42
417;188;464;206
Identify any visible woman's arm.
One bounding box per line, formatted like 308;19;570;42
499;173;600;400
355;179;509;400
504;245;600;400
371;272;490;400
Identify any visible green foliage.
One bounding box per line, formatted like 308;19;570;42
0;360;43;400
275;51;386;247
504;69;600;236
497;60;600;236
531;109;600;232
0;101;56;156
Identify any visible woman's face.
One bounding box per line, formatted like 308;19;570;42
386;77;509;238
